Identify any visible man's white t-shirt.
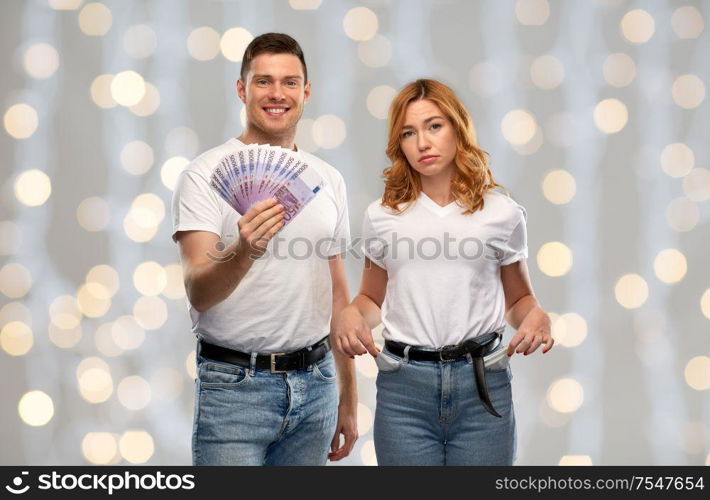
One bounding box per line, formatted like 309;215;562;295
361;190;527;348
171;138;350;353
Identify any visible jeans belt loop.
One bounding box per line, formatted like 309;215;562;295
249;352;257;376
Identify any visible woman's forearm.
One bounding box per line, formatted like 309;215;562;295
352;294;382;329
505;294;547;330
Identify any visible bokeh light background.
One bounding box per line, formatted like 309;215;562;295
1;0;709;466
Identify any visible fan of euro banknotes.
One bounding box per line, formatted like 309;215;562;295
209;144;324;226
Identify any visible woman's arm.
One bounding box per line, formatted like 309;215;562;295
500;260;554;356
333;257;388;357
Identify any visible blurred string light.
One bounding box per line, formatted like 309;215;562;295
0;321;34;356
94;322;123;357
542;169;576;205
653;249;687;284
0;263;32;298
602;53;635;88
530;55;564;90
129;82;160;117
559;455;593;466
366;85;396;120
342;7;379;41
3;103;38;140
536;242;572;277
76;357;113;403
122;25;157;59
23;43;60;79
515;0;550;26
76;196;110;232
620;9;655;44
185;351;196;380
14;169;51;207
90;74;116;108
357;34;391;68
682;168;710;202
162;264;186;300
671;6;704;39
701;290;710;320
18;390;54;426
160;157;189;191
119;430;154;464
117;376;152;411
288;0;322;9
220;27;253;62
550;312;587;348
111;316;144;350
546;378;584;413
187;27;221;61
666;197;699;232
614;274;648;309
82;432;120;465
110;71;146;107
132;262;165;297
78;2;112;36
593;98;628;134
660;142;694;178
312;115;346;149
684;357;710;391
671;74;705;109
120;140;154;176
501;109;537;145
294;118;318;153
48;0;84;9
134;296;168;330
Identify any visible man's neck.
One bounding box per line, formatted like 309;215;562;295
238;126;296;150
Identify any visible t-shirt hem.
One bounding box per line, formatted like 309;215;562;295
172;224;222;242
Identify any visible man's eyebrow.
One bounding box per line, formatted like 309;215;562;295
251;74;303;80
402;115;445;128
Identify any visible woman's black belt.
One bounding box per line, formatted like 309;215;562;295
384;332;505;418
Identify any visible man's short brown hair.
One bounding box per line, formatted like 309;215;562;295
240;32;308;83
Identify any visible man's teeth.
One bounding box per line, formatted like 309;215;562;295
265;108;286;114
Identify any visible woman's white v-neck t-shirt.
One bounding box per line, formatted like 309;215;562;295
361;190;528;348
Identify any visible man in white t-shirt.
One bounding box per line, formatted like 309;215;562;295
171;33;357;465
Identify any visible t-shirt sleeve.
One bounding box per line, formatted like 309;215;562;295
499;205;528;265
360;207;387;269
171;166;223;243
325;173;351;256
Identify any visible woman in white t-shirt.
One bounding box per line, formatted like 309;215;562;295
334;79;553;465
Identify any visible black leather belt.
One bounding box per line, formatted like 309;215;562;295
384;332;504;418
198;336;331;373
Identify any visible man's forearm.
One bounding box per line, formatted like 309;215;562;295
185;241;254;312
505;294;545;330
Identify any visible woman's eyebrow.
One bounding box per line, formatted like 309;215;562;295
402;115;445;128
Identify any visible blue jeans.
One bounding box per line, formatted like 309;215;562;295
192;349;338;465
373;335;517;465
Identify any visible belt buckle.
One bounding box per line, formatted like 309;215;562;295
438;344;458;362
270;353;287;373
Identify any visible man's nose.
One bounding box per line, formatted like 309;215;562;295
267;85;286;101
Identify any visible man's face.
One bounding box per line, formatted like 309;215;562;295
237;53;310;138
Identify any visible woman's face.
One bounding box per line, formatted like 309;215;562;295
399;99;457;180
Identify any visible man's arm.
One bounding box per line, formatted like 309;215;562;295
327;254;358;461
176;199;284;312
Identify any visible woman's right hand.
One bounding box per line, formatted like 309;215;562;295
334;304;379;358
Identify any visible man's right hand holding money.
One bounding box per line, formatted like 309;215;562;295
237;198;285;259
176;198;284;313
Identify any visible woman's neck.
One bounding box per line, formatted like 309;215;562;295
420;170;455;207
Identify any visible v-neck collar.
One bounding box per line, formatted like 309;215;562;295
418;192;459;217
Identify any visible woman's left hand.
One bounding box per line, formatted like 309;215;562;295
506;307;554;356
